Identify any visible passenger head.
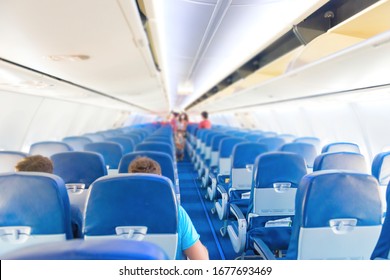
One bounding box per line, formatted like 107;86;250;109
128;156;161;175
201;111;208;119
15;155;54;173
180;113;189;122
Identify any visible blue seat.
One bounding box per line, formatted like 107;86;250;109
293;136;321;153
206;137;246;201
106;136;135;154
51;151;107;217
0;172;73;256
280;142;318;169
83;133;106;142
258;137;286;151
372;151;390;218
371;182;390;259
83;174;178;259
135;141;174;160
313;151;368;173
201;134;229;188
254;171;382;259
118;151;179;201
244;133;264;142
29;141;73;157
84;142;123;170
322;142;360;153
62;136;92;151
215;143;268;234
227;152;307;255
0;151;28;173
2;239;168;260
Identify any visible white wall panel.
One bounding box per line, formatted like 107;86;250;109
0;90;127;152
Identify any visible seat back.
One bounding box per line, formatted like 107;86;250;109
258;137;286;151
280;142;318;169
372;151;390;216
0;172;73;256
218;137;246;175
293;137;321;153
135;141;174;160
230;143;268;190
371;183;390;259
0;151;28;173
62;136;92;151
313;151;368;173
287;170;382;260
84;142;123;170
2;239;169;260
83;174;178;259
106;137;135;154
322;142;360;153
249;152;307;218
210;134;229;167
29;141;73;157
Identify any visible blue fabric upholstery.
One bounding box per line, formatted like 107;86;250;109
106;137;135;154
258;137;286;151
135;141;174;159
0;151;28;173
280;142;318;168
246;152;307;250
322;142;360;153
51;151;107;188
313;151;368;173
2;239;169;260
219;137;246;158
372;151;390;185
287;170;382;260
62;136;92;151
84;174;178;235
371;183;390;259
231;143;268;168
84;142;123;169
29;141;73;157
0;172;73;239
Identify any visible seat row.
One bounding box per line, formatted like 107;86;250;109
0;172;178;259
186;125;390;259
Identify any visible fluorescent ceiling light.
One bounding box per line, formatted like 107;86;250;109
46;54;90;61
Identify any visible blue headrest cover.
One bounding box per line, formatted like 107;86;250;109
0;172;72;238
84;174;178;235
84;142;123;168
371;151;390;185
2;239;169;260
280;142;317;167
259;137;286;150
135;142;173;157
253;152;307;188
206;132;222;146
211;135;229;151
321;142;360;153
219;137;245;158
118;151;175;183
51;151;107;188
232;143;268;168
371;183;390;259
313;152;367;172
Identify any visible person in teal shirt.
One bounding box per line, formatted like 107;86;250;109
128;156;209;260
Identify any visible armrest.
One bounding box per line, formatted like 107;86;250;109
215;184;229;220
252;237;276;260
227;203;247;254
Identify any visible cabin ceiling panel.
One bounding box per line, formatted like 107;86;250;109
143;0;328;110
0;0;167;113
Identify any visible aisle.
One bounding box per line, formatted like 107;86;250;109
177;150;249;260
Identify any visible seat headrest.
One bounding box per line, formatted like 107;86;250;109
313;152;367;173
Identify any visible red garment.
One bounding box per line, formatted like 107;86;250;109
198;119;211;129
